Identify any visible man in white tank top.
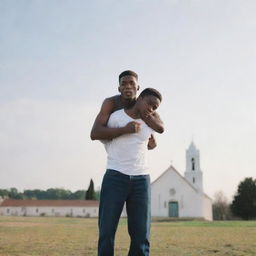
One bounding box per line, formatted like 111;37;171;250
98;88;162;256
90;70;164;143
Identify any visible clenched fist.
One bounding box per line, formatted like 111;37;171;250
124;121;141;134
147;134;157;150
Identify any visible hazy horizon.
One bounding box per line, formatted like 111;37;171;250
1;0;255;202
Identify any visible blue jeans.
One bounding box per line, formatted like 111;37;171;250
98;169;151;256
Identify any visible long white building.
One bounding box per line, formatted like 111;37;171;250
0;199;99;217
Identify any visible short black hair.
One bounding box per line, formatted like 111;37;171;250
119;70;138;82
139;88;162;102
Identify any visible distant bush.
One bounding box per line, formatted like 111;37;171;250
212;191;233;220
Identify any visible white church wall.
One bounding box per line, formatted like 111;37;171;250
178;190;203;218
202;196;213;221
184;171;203;192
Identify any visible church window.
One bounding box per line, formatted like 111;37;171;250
164;201;167;208
170;188;176;196
191;158;195;170
193;177;195;183
52;209;55;213
6;208;10;214
36;208;39;213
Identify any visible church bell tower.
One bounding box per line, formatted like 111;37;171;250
184;141;203;192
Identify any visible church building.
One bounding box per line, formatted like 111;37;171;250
151;142;213;221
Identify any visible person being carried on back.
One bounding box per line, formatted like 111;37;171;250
90;70;164;149
97;87;163;256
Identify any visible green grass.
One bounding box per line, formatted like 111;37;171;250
0;216;255;256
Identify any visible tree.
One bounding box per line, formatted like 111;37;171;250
45;188;72;200
0;189;9;198
95;190;100;200
69;190;86;200
231;177;256;220
8;188;23;199
212;191;232;220
85;179;96;200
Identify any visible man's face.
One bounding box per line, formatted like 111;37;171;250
138;95;161;118
118;75;139;100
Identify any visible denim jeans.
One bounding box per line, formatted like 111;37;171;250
98;169;151;256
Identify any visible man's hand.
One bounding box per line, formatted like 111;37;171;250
147;134;157;150
90;96;142;141
143;112;164;134
124;121;141;134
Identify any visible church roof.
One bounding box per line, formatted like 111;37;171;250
152;165;197;192
151;165;212;200
0;199;99;207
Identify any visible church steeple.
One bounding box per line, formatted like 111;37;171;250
184;141;203;192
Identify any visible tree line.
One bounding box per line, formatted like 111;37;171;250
0;179;99;200
213;177;256;220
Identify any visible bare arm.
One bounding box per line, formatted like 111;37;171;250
90;98;139;140
143;112;164;134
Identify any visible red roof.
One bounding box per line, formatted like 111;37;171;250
0;199;99;207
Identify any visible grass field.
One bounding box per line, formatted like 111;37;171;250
0;216;255;256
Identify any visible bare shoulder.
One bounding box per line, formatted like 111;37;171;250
102;95;122;113
92;97;116;127
101;96;115;111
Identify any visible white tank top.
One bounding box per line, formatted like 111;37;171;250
104;109;154;175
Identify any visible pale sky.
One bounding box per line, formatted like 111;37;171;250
1;0;255;201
